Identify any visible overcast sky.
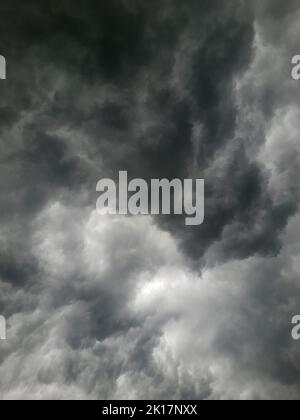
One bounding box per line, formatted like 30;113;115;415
0;0;300;400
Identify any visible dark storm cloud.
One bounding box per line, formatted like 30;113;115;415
1;0;259;261
0;0;300;400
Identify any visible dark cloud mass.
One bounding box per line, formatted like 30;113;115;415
0;0;300;399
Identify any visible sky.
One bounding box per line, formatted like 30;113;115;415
0;0;300;400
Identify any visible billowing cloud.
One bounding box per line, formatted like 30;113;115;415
0;0;300;400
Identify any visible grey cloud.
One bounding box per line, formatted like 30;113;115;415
0;0;300;400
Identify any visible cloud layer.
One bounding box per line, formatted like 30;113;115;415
0;0;300;399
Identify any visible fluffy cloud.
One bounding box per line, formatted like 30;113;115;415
0;0;300;400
